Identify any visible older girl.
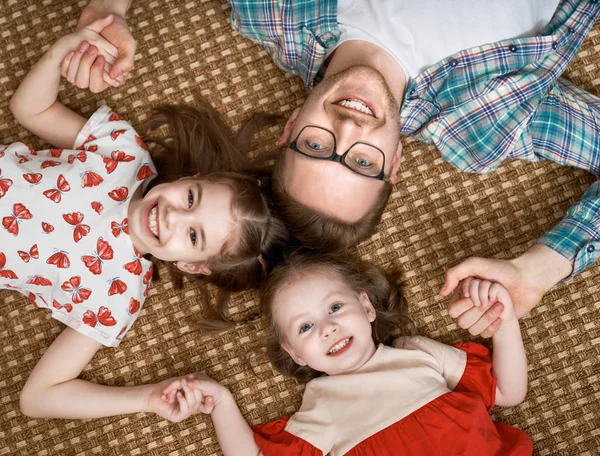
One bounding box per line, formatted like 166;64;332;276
172;251;532;455
3;15;285;420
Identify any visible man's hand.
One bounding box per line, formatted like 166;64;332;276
441;244;572;337
67;1;136;92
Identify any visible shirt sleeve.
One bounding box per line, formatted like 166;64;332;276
393;335;467;390
452;342;497;412
253;417;323;456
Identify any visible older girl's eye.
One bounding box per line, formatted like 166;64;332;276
299;323;313;334
329;303;342;314
190;228;197;246
188;190;194;208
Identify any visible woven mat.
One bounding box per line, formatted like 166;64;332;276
1;1;599;455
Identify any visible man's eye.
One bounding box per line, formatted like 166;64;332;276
299;323;313;333
190;228;197;246
329;303;342;314
308;142;325;151
354;157;371;167
188;190;194;208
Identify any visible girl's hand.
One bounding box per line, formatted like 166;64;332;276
176;373;230;414
57;15;124;90
448;278;518;336
148;377;203;423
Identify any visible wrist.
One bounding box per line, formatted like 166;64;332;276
510;244;572;295
211;388;235;414
84;0;131;20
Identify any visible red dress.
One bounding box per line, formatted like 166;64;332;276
253;337;532;456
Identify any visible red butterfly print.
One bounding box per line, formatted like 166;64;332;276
136;164;154;181
143;266;153;296
111;218;129;237
109;112;124;121
87;145;98;153
41;160;61;169
67;151;87;164
14;152;31;164
81;237;114;275
0;252;18;279
123;258;142;276
110;129;126;141
0;145;6;158
46;250;71;269
135;135;149;151
91;201;103;214
128;298;141;315
0;169;13;198
27;275;53;286
80;171;104;188
61;276;92;304
28;292;48;307
43;174;70;203
77;134;97;150
18;244;39;263
103;150;135;174
53;299;73;312
108;186;129;203
49;149;64;158
83;306;117;328
23;173;43;185
28;146;37;155
2;203;32;236
62;212;91;242
42;221;54;233
107;277;127;296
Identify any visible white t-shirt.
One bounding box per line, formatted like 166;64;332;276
0;105;156;347
334;0;561;85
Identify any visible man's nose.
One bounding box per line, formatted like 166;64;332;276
334;118;363;155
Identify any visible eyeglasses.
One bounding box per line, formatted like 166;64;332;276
289;126;387;181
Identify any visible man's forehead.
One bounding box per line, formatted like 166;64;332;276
282;149;382;223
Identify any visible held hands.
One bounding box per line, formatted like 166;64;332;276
148;373;229;422
447;278;518;338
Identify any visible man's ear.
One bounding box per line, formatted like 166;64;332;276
359;291;377;323
276;108;301;146
282;341;307;366
176;261;211;276
389;141;403;185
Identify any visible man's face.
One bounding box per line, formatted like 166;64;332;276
279;65;403;223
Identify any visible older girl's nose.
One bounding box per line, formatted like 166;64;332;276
320;321;338;338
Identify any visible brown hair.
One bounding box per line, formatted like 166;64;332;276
271;151;392;253
143;99;288;292
261;251;415;383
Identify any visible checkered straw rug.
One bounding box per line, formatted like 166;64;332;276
0;1;599;455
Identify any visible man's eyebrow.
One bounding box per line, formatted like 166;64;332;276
196;183;207;251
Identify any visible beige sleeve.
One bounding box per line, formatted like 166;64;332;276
285;382;335;454
393;336;467;390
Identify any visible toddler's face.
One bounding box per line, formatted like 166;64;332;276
127;176;235;274
272;268;378;376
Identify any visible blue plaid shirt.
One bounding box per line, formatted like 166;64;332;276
229;0;600;278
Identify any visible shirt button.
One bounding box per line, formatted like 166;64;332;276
552;42;558;50
450;60;458;67
587;245;596;253
410;88;416;96
568;27;575;34
509;45;518;53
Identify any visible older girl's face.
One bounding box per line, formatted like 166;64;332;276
127;176;236;274
272;268;378;376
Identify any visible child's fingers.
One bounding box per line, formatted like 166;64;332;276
465;302;504;336
176;391;189;417
182;382;197;411
468;279;482;307
478;280;492;307
61;51;75;79
74;45;99;89
447;297;475;319
201;396;215;414
461;277;473;298
66;42;88;84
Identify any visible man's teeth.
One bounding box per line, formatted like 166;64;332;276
149;205;159;238
337;99;374;116
328;338;351;354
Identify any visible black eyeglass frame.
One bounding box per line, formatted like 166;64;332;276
288;125;388;182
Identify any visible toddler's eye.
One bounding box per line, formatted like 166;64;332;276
190;228;197;246
329;303;342;313
299;323;313;334
188;190;194;208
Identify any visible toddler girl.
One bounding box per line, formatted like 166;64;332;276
171;251;532;455
3;15;285;420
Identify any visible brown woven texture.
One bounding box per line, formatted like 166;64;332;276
1;1;599;455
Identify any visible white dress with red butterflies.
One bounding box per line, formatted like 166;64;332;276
0;105;156;347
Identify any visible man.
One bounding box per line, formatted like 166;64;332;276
73;0;599;334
